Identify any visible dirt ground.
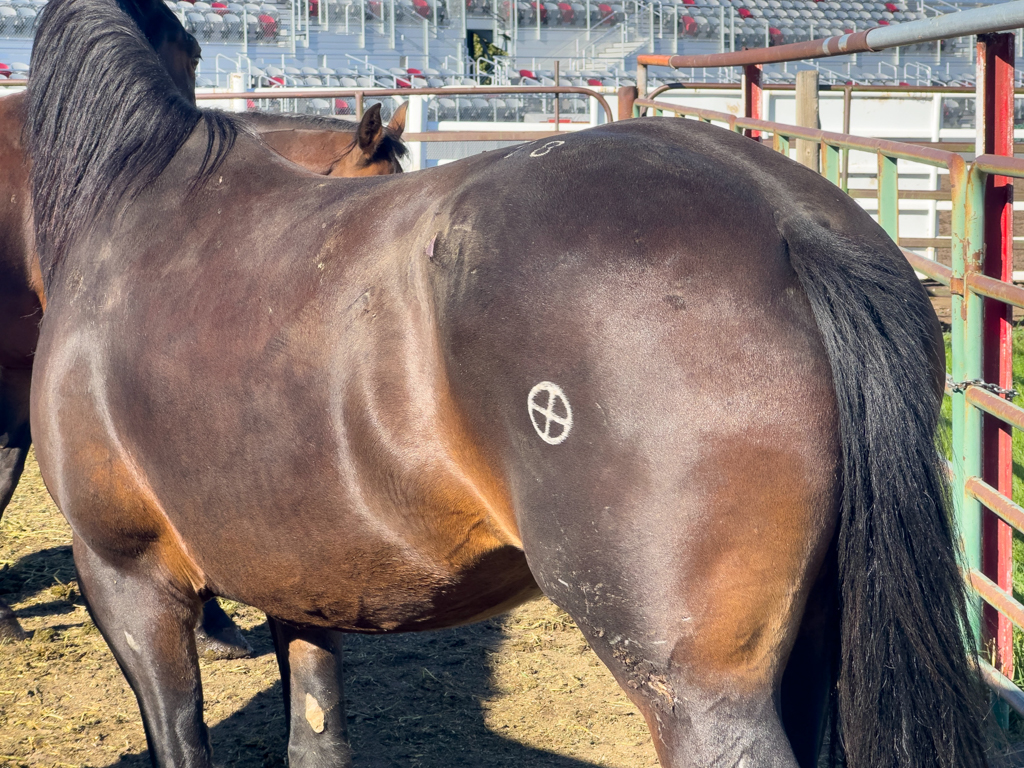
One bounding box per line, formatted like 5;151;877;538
0;451;658;768
6;452;1022;768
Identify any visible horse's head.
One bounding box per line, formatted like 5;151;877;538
330;102;409;177
120;0;200;104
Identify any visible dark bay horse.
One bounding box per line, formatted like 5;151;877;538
26;0;991;766
0;96;405;647
241;106;408;177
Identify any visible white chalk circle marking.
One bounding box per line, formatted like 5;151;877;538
528;382;573;445
530;140;566;158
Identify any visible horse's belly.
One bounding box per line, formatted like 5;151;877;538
209;535;540;633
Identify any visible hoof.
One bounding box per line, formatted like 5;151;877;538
0;611;28;642
195;624;252;661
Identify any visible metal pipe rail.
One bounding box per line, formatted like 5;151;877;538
647;83;986;96
196;85;616;124
636;1;1024;70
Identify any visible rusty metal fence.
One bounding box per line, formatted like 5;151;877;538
194;84;614;169
634;29;1024;726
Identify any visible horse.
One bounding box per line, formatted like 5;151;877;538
25;0;991;766
0;59;406;650
240;107;408;177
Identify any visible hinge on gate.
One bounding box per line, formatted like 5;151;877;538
950;277;965;296
950;379;1020;400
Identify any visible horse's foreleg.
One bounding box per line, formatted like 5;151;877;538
268;618;352;768
0;366;32;641
194;598;252;660
72;534;213;768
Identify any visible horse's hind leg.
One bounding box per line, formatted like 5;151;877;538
194;598;252;660
73;534;213;767
516;398;839;767
0;366;32;641
779;553;836;768
268;618;352;768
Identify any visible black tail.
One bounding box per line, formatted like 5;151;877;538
782;216;991;768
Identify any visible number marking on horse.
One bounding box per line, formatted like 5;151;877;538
530;140;566;158
528;382;573;445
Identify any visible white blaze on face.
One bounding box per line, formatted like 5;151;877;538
528;382;573;445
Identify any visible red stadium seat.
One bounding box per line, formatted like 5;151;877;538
681;14;697;34
558;2;573;23
258;13;276;37
737;7;750;18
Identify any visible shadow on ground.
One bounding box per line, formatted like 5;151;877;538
101;617;605;768
3;544;607;766
0;545;76;601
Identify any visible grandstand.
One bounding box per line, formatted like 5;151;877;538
0;0;1015;128
0;0;1013;86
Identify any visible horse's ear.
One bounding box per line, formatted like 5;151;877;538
387;102;408;138
357;104;384;154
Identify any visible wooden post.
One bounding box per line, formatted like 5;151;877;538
795;70;819;172
742;63;762;141
554;60;560;130
618;85;638;119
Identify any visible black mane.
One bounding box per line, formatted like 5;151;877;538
28;0;236;286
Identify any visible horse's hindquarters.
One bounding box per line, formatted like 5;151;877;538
436;225;840;766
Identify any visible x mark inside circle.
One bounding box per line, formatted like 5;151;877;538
528;382;573;445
